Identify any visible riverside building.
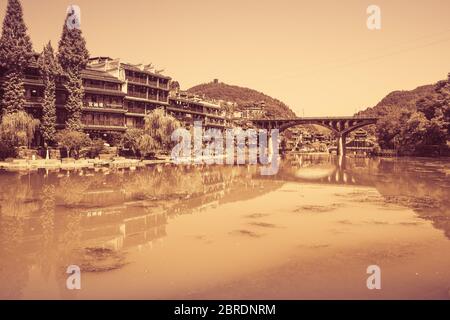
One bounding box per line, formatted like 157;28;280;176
0;55;231;145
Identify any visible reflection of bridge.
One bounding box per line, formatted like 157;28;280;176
251;117;378;155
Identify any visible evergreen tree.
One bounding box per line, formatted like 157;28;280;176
64;70;84;131
0;71;26;113
37;42;61;144
57;15;89;131
0;0;34;114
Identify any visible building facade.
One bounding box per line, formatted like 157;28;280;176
87;57;171;130
1;55;234;146
168;91;229;131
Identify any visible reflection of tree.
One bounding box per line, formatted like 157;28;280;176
38;183;56;281
371;159;450;239
0;173;39;218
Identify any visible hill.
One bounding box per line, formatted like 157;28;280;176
356;84;436;117
187;81;296;118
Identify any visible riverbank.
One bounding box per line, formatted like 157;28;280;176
0;157;172;171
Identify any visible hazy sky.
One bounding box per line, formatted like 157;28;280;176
1;0;450;116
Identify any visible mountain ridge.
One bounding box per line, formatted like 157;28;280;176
187;81;296;118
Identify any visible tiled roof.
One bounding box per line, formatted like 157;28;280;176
81;68;123;83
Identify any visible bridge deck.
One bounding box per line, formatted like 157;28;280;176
251;116;378;122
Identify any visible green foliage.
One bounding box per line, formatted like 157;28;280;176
370;74;450;155
64;70;84;131
57;20;89;72
57;15;89;132
0;0;33;114
143;108;181;152
85;138;105;158
55;129;91;159
188;81;296;118
0;70;26;113
138;134;158;158
0;0;33;70
0;110;39;147
121;128;144;156
37;42;61;144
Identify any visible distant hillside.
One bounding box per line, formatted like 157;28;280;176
187;81;296;118
356;84;436;117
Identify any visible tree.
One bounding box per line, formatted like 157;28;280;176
37;42;61;145
138;134;158;158
0;110;39;147
0;0;33;114
57;21;89;72
64;70;84;131
57;14;89;131
143;108;181;152
376;109;410;150
86;138;105;158
121;128;144;156
55;129;91;159
0;72;26;114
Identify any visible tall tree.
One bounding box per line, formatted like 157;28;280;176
64;70;84;131
143;108;181;152
57;14;89;131
0;0;33;114
37;42;61;145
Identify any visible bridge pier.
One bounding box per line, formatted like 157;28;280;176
337;134;347;156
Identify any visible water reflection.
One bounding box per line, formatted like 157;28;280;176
0;155;448;299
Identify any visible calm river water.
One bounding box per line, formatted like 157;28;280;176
0;155;449;299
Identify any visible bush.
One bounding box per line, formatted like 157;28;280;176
55;129;91;159
85;138;105;158
0;139;17;160
121;128;144;157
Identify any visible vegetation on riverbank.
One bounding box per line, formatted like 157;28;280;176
358;74;450;156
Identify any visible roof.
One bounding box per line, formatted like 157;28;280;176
121;63;171;80
81;68;123;83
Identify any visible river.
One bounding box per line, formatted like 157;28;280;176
0;155;449;299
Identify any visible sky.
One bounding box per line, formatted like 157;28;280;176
1;0;450;116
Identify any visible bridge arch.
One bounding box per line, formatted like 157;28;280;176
251;117;378;155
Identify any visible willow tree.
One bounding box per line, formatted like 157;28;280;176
0;110;40;148
57;13;89;131
37;42;61;145
143;108;181;152
0;0;33;114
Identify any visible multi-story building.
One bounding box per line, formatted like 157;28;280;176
1;55;231;146
87;57;171;129
168;91;229;130
0;55;128;144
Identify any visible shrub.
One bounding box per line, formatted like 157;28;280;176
55;129;91;159
85;138;105;158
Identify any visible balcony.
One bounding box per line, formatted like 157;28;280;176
27;96;43;103
159;82;169;90
83;103;126;114
126;107;146;114
83;83;122;94
148;80;158;87
128;91;147;99
126;76;147;85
